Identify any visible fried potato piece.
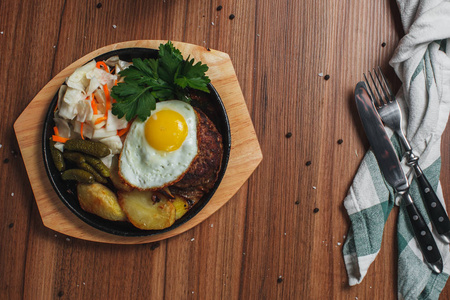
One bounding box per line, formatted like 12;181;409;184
172;196;190;220
118;190;176;230
109;155;133;192
77;183;127;221
152;190;188;220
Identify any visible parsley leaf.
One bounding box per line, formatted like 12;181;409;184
158;42;184;84
175;57;210;92
111;41;210;121
110;83;155;121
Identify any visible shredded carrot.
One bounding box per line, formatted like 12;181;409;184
110;67;115;74
91;94;98;114
80;123;85;140
104;84;111;112
53;126;59;136
52;135;69;143
96;61;109;72
117;122;131;137
95;116;107;125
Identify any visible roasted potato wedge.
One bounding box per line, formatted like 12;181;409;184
77;183;127;221
109;155;133;192
172;196;190;220
118;190;176;230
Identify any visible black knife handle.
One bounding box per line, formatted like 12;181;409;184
405;199;443;273
416;171;450;236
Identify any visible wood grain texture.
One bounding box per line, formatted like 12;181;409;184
1;0;449;299
14;40;262;244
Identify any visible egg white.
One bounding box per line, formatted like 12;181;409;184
119;100;198;190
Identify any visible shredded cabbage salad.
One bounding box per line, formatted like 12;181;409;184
53;56;132;167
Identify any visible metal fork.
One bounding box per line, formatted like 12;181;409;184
365;67;450;243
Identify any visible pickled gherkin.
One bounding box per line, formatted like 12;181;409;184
63;151;86;164
79;162;108;184
49;140;65;172
64;139;110;158
61;169;95;183
84;155;110;177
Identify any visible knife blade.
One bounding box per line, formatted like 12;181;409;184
355;81;443;274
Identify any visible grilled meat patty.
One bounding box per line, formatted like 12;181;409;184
169;108;223;203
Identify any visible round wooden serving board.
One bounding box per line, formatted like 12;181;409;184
13;40;262;244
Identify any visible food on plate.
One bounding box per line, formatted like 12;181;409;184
49;140;65;172
64;139;111;158
119;100;198;190
49;41;224;230
61;169;94;184
77;183;127;221
110;41;210;122
118;190;175;230
168;108;223;204
109;155;134;192
62;151;110;183
79;161;108;184
84;155;111;177
62;151;86;164
172;196;190;220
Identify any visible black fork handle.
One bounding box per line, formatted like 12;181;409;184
414;165;450;240
399;137;450;242
404;194;443;274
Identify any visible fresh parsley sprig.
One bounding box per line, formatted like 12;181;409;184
110;41;210;121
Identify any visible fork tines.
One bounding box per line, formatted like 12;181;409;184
363;67;394;106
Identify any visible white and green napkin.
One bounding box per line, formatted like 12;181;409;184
343;0;450;299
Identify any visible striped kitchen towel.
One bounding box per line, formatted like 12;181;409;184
343;0;450;299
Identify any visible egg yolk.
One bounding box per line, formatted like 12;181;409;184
145;110;188;152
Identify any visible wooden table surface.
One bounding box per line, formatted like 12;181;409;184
1;0;449;299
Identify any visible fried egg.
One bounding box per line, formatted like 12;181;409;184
119;100;198;190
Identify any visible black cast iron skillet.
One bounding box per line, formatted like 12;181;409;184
42;48;231;237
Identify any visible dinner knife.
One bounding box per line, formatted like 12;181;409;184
354;81;443;274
